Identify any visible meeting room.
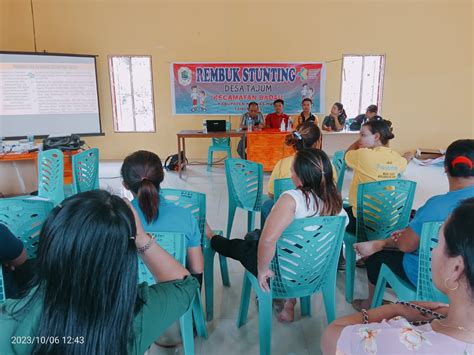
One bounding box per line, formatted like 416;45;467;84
0;0;473;354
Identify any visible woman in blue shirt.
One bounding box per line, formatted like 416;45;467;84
121;150;204;281
352;139;474;311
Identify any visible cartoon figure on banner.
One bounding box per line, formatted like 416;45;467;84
307;87;314;100
199;90;207;111
301;83;309;99
190;86;199;112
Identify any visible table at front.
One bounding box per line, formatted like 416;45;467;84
176;130;245;178
0;150;77;196
246;129;360;172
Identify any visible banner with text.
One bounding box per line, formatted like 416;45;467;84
170;62;325;115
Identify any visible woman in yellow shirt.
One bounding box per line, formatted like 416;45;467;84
344;120;413;233
261;122;322;222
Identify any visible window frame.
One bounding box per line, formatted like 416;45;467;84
340;54;386;117
108;54;156;133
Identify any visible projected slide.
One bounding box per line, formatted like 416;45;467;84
0;53;101;137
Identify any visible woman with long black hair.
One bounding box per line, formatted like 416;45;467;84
0;190;199;354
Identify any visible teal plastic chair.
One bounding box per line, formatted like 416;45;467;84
273;178;295;201
344;179;417;303
0;198;54;302
71;148;100;194
237;216;346;355
160;188;229;321
207;121;231;171
225;158;264;239
332;150;346;192
371;221;447;308
37;149;65;205
137;232;207;355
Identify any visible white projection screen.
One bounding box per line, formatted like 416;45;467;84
0;52;102;138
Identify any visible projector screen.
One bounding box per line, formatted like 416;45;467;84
0;52;102;138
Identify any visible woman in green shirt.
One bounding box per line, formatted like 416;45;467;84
0;190;199;355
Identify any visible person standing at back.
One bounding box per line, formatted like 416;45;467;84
265;99;290;129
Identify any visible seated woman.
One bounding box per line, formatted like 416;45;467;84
210;148;348;322
0;190;199;354
0;224;33;299
261;122;322;222
344;119;413;235
351;139;474;310
121;150;204;282
322;197;474;354
322;102;347;132
293;98;319;128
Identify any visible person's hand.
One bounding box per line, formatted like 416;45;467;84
257;268;274;292
354;240;385;258
391;230;404;243
396;302;449;322
403;151;415;162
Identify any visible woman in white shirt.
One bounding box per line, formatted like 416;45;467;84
209;148;348;321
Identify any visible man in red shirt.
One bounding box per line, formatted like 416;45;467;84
265;99;290;128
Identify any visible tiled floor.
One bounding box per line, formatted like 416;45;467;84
98;160;447;355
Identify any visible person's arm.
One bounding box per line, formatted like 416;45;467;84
257;194;295;291
346;139;361;153
403;151;415;163
187;247;204;274
257;113;265;129
239;113;247;129
334;115;344;131
321;116;332;131
395;226;420;253
0;224;27;269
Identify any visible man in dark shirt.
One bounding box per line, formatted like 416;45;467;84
349;104;383;131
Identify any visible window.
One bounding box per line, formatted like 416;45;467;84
340;55;385;119
109;55;155;132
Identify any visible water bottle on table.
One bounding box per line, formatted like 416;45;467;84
287;117;293;131
202;120;207;134
247;117;253;132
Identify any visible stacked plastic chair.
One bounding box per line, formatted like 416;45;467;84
344;179;417;303
37;149;65;206
273;178;295;201
207;121;231;171
371;221;448;307
0;198;54;302
225;158;264;237
236;216;346;355
71;148;100;194
160;188;229;321
137;232;207;355
332;150;346;192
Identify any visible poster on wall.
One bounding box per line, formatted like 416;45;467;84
170;62;325;115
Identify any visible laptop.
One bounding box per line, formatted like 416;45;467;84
206;120;227;132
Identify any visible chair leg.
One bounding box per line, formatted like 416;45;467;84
236;273;252;328
344;234;356;303
256;288;272;355
219;254;231;287
247;211;255;232
203;245;215;321
192;290;208;338
179;307;195;355
226;203;237;240
207;150;213;172
322;282;337;324
300;296;312;317
371;272;388;309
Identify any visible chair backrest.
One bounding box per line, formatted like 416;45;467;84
270;216;346;298
72;148;100;194
211;121;231;146
356;179;416;242
159;188;206;243
0;198;54;258
417;221;448;303
332;150;346;192
137;232;186;284
225;158;264;211
37;149;65;205
273;178;295;201
0;269;5;302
